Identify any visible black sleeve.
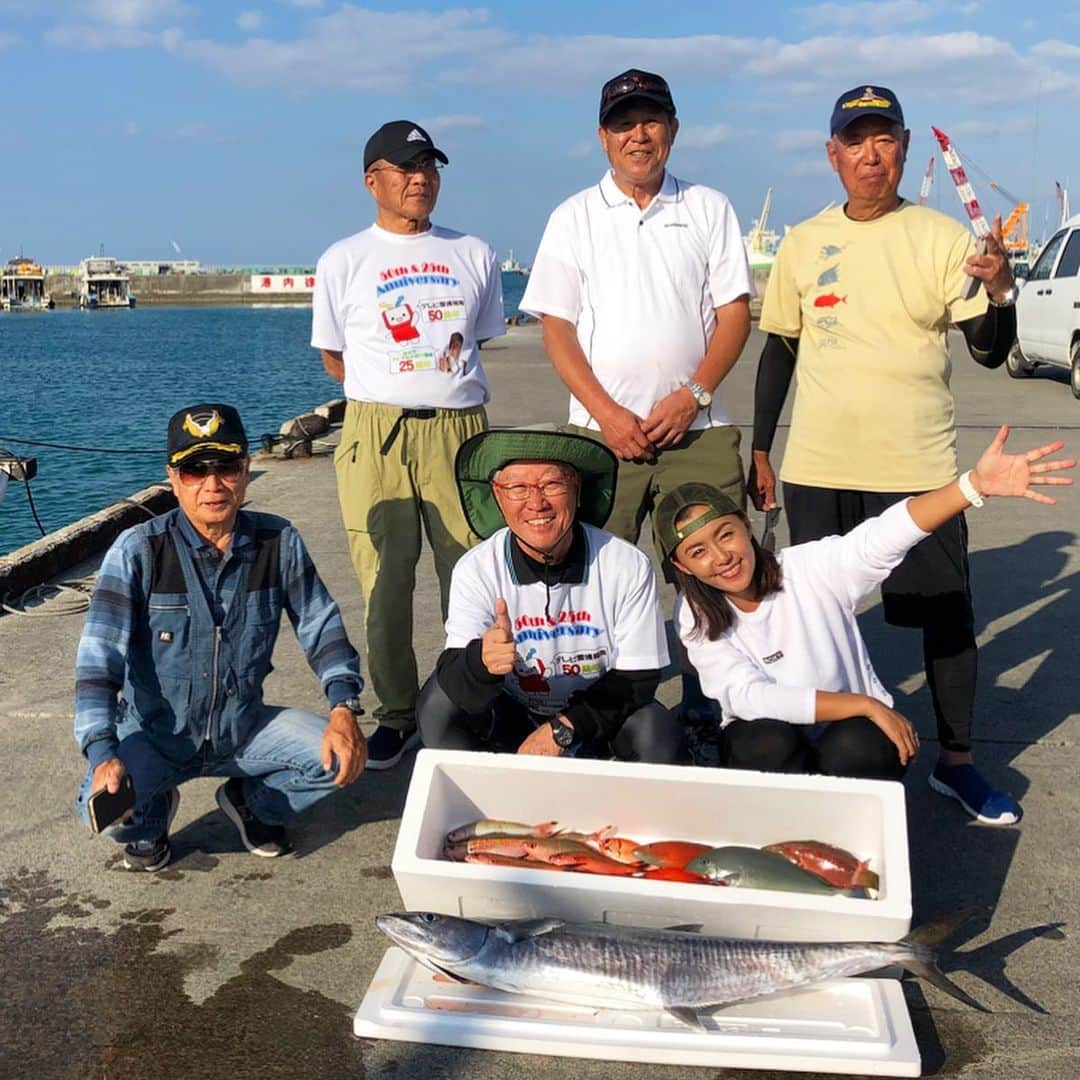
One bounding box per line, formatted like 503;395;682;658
752;334;799;453
562;668;661;744
957;304;1016;370
434;640;503;716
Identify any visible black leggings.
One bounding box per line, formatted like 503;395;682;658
417;674;690;764
723;716;906;781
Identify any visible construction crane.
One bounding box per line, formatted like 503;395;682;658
1057;182;1071;226
746;188;773;255
918;156;935;206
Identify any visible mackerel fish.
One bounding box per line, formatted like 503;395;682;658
376;910;986;1029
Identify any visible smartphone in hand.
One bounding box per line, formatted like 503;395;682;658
87;775;136;833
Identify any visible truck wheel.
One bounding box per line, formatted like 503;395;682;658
1071;340;1080;400
1006;341;1034;379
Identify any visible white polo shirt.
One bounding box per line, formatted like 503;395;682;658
311;223;505;409
520;170;753;430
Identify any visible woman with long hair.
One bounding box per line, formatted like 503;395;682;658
656;426;1073;798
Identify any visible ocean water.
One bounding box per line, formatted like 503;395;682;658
1;275;527;556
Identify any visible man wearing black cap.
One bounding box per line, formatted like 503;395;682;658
73;403;367;871
520;68;754;726
417;428;686;763
751;85;1022;825
312;120;505;769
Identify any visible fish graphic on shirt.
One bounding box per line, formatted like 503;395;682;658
817;265;840;286
813;293;847;308
820;244;846;259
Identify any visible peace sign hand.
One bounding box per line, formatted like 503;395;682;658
971;425;1076;504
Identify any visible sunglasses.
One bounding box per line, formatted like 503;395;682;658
601;73;671;108
177;459;245;485
370;157;444;177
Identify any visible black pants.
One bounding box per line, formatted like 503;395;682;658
723;716;906;782
417;675;690;764
784;482;977;753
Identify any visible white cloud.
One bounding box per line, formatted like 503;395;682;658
44;0;190;48
427;114;486;133
677;123;735;149
568;138;596;158
1032;40;1080;61
793;158;832;176
777;128;823;152
237;11;263;31
798;1;932;28
947;117;1034;138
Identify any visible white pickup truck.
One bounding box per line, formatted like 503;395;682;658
1008;212;1080;398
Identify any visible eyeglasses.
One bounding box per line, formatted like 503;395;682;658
601;73;671;109
177;459;245;486
491;479;574;502
369;158;444;177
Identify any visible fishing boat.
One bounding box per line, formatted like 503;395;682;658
78;256;136;309
1;257;53;311
743;188;780;271
500;250;530;276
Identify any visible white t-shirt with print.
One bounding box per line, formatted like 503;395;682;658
445;523;669;716
520;171;753;430
311;223;505;409
675;500;929;727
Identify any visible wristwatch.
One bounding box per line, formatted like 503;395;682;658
336;695;366;718
683;379;713;409
548;716;576;749
987;284;1018;308
957;470;985;509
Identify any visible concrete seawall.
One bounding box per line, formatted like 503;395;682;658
45;273;311;307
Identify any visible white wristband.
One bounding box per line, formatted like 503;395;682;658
958;470;985;509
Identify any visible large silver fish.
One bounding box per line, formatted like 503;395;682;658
375;910;986;1029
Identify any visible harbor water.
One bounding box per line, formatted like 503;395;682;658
0;274;531;556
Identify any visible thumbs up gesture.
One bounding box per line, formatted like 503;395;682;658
482;597;518;676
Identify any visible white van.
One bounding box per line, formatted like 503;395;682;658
1008;213;1080;397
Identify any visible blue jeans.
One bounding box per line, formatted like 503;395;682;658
76;705;340;843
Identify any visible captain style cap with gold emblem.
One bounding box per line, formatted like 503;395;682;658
830;85;904;135
167;403;249;466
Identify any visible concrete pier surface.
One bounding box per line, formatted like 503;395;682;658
0;324;1077;1079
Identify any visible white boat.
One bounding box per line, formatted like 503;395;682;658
743;188;780;271
79;256;135;309
1;257;53;311
500;250;529;276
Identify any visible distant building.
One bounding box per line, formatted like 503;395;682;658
120;259;201;276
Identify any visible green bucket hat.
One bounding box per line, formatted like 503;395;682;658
654;482;742;562
455;428;618;539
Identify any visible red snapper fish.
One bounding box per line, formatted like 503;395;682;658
813;293;847;308
762;840;880;891
633;841;713;869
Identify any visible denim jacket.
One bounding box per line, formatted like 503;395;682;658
75;508;362;767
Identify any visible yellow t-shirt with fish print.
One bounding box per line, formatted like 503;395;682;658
758;201;987;492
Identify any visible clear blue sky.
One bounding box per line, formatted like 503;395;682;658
3;1;1078;267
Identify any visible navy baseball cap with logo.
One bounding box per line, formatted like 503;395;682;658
167;403;248;467
599;69;676;124
830;85;904;135
363;120;449;171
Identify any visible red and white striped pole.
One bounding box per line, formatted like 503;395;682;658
918;156;935;207
931;125;988;298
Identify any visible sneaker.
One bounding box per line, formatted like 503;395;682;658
216;779;292;857
364;725;420;771
122;788;180;872
929;762;1023;826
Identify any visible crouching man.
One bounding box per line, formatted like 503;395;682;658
418;428;687;762
74;403;367;872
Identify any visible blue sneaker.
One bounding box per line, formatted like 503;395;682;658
929;762;1022;826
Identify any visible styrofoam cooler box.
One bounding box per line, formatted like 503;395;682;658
391;749;911;943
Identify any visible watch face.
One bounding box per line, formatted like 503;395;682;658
697;390;713;407
550;721;574;748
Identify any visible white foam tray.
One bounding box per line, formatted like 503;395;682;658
393;750;912;943
355;947;921;1076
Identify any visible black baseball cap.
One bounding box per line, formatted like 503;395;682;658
599;69;676;124
830;85;904;135
167;403;248;467
363;120;449;171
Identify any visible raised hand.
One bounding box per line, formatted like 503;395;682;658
482;597;518;676
971;425;1076;504
965;214;1015;301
